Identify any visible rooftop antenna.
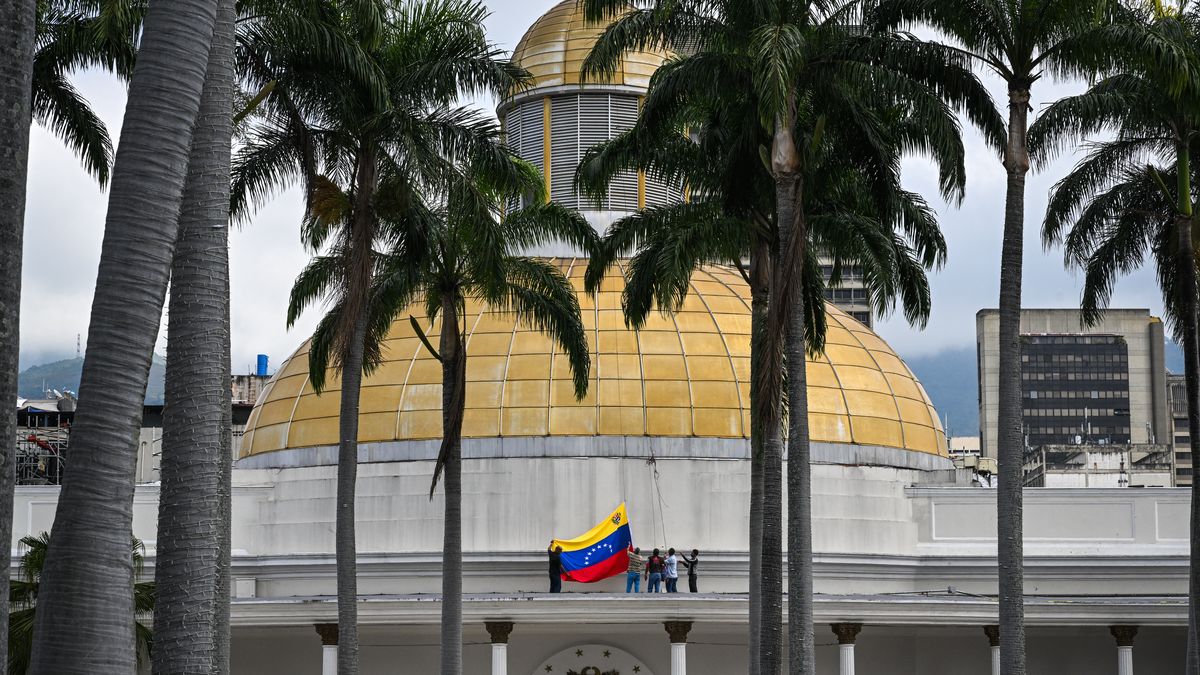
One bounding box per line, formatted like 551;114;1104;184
75;334;81;359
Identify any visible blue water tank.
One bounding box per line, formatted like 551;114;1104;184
256;354;269;377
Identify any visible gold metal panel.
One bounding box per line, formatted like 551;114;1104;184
506;354;552;380
806;361;840;389
466;381;503;409
550;407;598;436
843;389;901;420
358;412;400;442
809;413;853;443
870;351;910;375
703;296;749;314
598;330;638;353
823;327;856;347
730;357;750;381
255;399;300;427
502;407;549;436
503;379;550;408
895;397;934;427
551;379;597;406
404;359;442;385
639;312;677;331
466;355;508;381
687;355;734;381
831;364;890;393
638;330;682;354
510;331;554;354
902;423;938;454
690;380;739;408
278;351;311;377
465;333;513;355
248;423;289;455
692;409;742;437
673;311;718;332
883;373;923;402
291;392;339;420
646;408;692;436
463;408;500;437
359;385;403;414
396;410;441;439
808;387;849;415
680;332;726;355
712;313;751;335
599;406;644;435
644;380;691;407
400;383;442;411
641;354;687;380
264;373;307;400
598;379;644;407
850;416;903;447
287;418;339;448
821;344;877;369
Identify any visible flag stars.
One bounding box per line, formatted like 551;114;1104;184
575;649;584;657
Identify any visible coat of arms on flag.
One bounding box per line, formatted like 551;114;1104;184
551;503;632;583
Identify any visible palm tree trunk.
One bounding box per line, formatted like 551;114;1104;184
0;0;36;670
748;238;770;675
1173;143;1200;674
209;6;236;674
440;296;466;675
336;311;369;675
29;0;219;671
997;86;1030;675
153;0;234;667
783;187;813;675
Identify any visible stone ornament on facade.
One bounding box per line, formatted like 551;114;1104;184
1110;625;1138;647
313;622;338;646
535;644;651;675
663;621;693;644
831;623;862;645
486;620;514;644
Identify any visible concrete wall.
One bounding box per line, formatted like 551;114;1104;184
230;623;1185;675
977;309;1169;458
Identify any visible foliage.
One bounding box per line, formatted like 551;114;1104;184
8;533;154;675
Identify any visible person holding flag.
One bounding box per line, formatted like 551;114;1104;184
549;503;633;586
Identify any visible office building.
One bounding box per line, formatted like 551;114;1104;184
976;308;1171;459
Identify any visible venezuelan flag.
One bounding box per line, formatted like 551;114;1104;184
552;503;632;583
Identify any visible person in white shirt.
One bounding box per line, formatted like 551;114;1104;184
664;548;679;593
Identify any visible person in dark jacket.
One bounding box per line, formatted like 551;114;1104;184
645;548;664;593
680;549;700;592
547;543;564;593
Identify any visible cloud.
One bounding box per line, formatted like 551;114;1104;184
20;0;1167;372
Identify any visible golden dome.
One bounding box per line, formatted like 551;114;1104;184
241;259;947;458
510;0;671;91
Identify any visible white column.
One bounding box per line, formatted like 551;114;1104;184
838;643;855;675
1117;646;1133;675
322;646;337;675
486;621;514;675
984;625;1000;675
491;643;508;675
671;642;687;675
831;623;862;675
664;621;693;675
315;624;338;675
1110;626;1137;675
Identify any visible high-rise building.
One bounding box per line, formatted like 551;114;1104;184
976;308;1171;459
1168;373;1193;486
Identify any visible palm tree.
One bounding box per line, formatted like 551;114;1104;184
26;0;221;670
10;533;154;675
358;150;594;675
234;3;526;672
32;0;140;186
1028;3;1200;666
0;1;37;671
153;0;236;670
864;1;1115;670
581;3;999;673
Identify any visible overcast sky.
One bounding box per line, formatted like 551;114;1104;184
18;0;1165;372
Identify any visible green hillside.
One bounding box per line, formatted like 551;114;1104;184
18;355;167;404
